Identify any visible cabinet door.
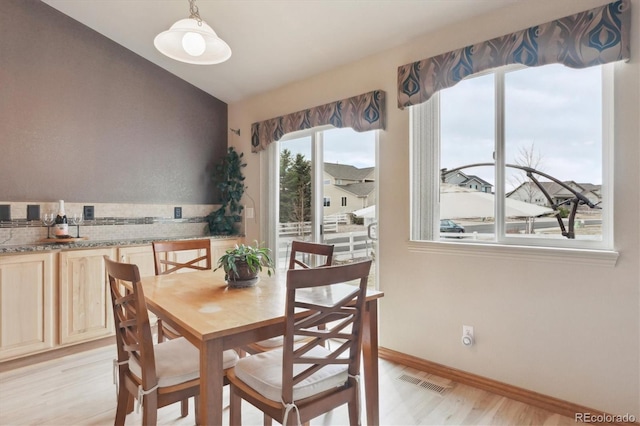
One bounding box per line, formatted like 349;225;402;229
117;245;157;325
211;238;240;266
118;245;155;277
0;253;55;361
59;248;116;346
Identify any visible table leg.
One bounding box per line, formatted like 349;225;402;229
362;300;379;426
199;338;224;426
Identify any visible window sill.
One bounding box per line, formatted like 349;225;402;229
407;240;619;267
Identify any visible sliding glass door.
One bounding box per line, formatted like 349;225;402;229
269;127;377;285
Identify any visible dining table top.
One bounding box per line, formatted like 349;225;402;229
139;268;384;344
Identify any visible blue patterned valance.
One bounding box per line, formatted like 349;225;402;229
397;0;631;109
251;90;385;153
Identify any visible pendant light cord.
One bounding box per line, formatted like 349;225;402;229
188;0;203;26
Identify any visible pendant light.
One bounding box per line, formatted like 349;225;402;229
154;0;231;65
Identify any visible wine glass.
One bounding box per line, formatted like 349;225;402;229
71;213;84;238
42;213;55;239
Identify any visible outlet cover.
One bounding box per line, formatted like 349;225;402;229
27;205;40;221
83;205;95;221
174;207;182;219
0;205;10;221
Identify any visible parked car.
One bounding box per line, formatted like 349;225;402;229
440;219;465;233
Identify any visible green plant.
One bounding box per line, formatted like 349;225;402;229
214;241;275;280
207;147;247;235
557;206;570;218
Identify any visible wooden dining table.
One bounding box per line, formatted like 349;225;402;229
138;268;384;426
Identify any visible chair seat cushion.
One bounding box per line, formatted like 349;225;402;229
129;337;239;387
234;345;348;401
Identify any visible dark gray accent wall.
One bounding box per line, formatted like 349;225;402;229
0;0;227;204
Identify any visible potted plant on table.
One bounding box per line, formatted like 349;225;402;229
215;241;275;287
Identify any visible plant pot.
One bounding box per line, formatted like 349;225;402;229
225;261;260;288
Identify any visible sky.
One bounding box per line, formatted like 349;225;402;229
279;63;602;189
280;127;375;169
441;64;602;189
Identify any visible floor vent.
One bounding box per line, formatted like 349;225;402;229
397;374;450;395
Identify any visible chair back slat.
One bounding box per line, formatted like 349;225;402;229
281;260;372;403
289;240;334;269
152;239;212;275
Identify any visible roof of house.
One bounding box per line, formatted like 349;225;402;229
442;170;492;187
578;183;602;193
337;182;376;197
507;181;600;198
324;163;374;181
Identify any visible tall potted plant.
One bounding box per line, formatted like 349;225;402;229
207;147;246;235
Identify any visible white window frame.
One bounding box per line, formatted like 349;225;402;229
409;63;618;266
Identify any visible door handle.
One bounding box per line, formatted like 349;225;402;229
367;222;377;240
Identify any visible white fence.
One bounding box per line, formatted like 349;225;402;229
277;230;373;268
278;215;349;236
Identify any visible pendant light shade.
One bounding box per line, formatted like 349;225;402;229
154;0;231;65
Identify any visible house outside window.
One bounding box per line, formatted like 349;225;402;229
341;197;347;207
411;63;612;250
323;197;330;207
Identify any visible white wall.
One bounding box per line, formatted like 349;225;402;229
229;0;640;416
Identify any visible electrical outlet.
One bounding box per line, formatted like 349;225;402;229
83;205;95;221
0;205;10;221
462;325;474;346
27;205;40;221
245;207;254;219
174;207;182;219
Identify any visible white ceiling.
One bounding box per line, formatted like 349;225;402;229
42;0;519;104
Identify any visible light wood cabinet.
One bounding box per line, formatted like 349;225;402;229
0;253;56;361
211;238;241;266
59;248;116;346
118;245;156;277
117;245;158;325
0;238;240;361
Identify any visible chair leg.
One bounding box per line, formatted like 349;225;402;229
263;413;272;426
180;398;189;417
230;386;242;426
348;400;359;426
194;395;199;422
141;392;158;426
114;386;129;426
157;319;165;343
284;414;298;426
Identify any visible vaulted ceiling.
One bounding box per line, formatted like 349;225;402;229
42;0;519;103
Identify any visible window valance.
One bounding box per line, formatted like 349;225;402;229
397;0;631;109
251;90;385;153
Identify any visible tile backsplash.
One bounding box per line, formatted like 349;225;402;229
0;201;236;246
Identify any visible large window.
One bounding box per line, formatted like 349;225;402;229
411;63;613;250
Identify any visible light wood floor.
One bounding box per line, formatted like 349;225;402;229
0;344;576;425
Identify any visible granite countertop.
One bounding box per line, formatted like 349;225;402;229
0;235;240;254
